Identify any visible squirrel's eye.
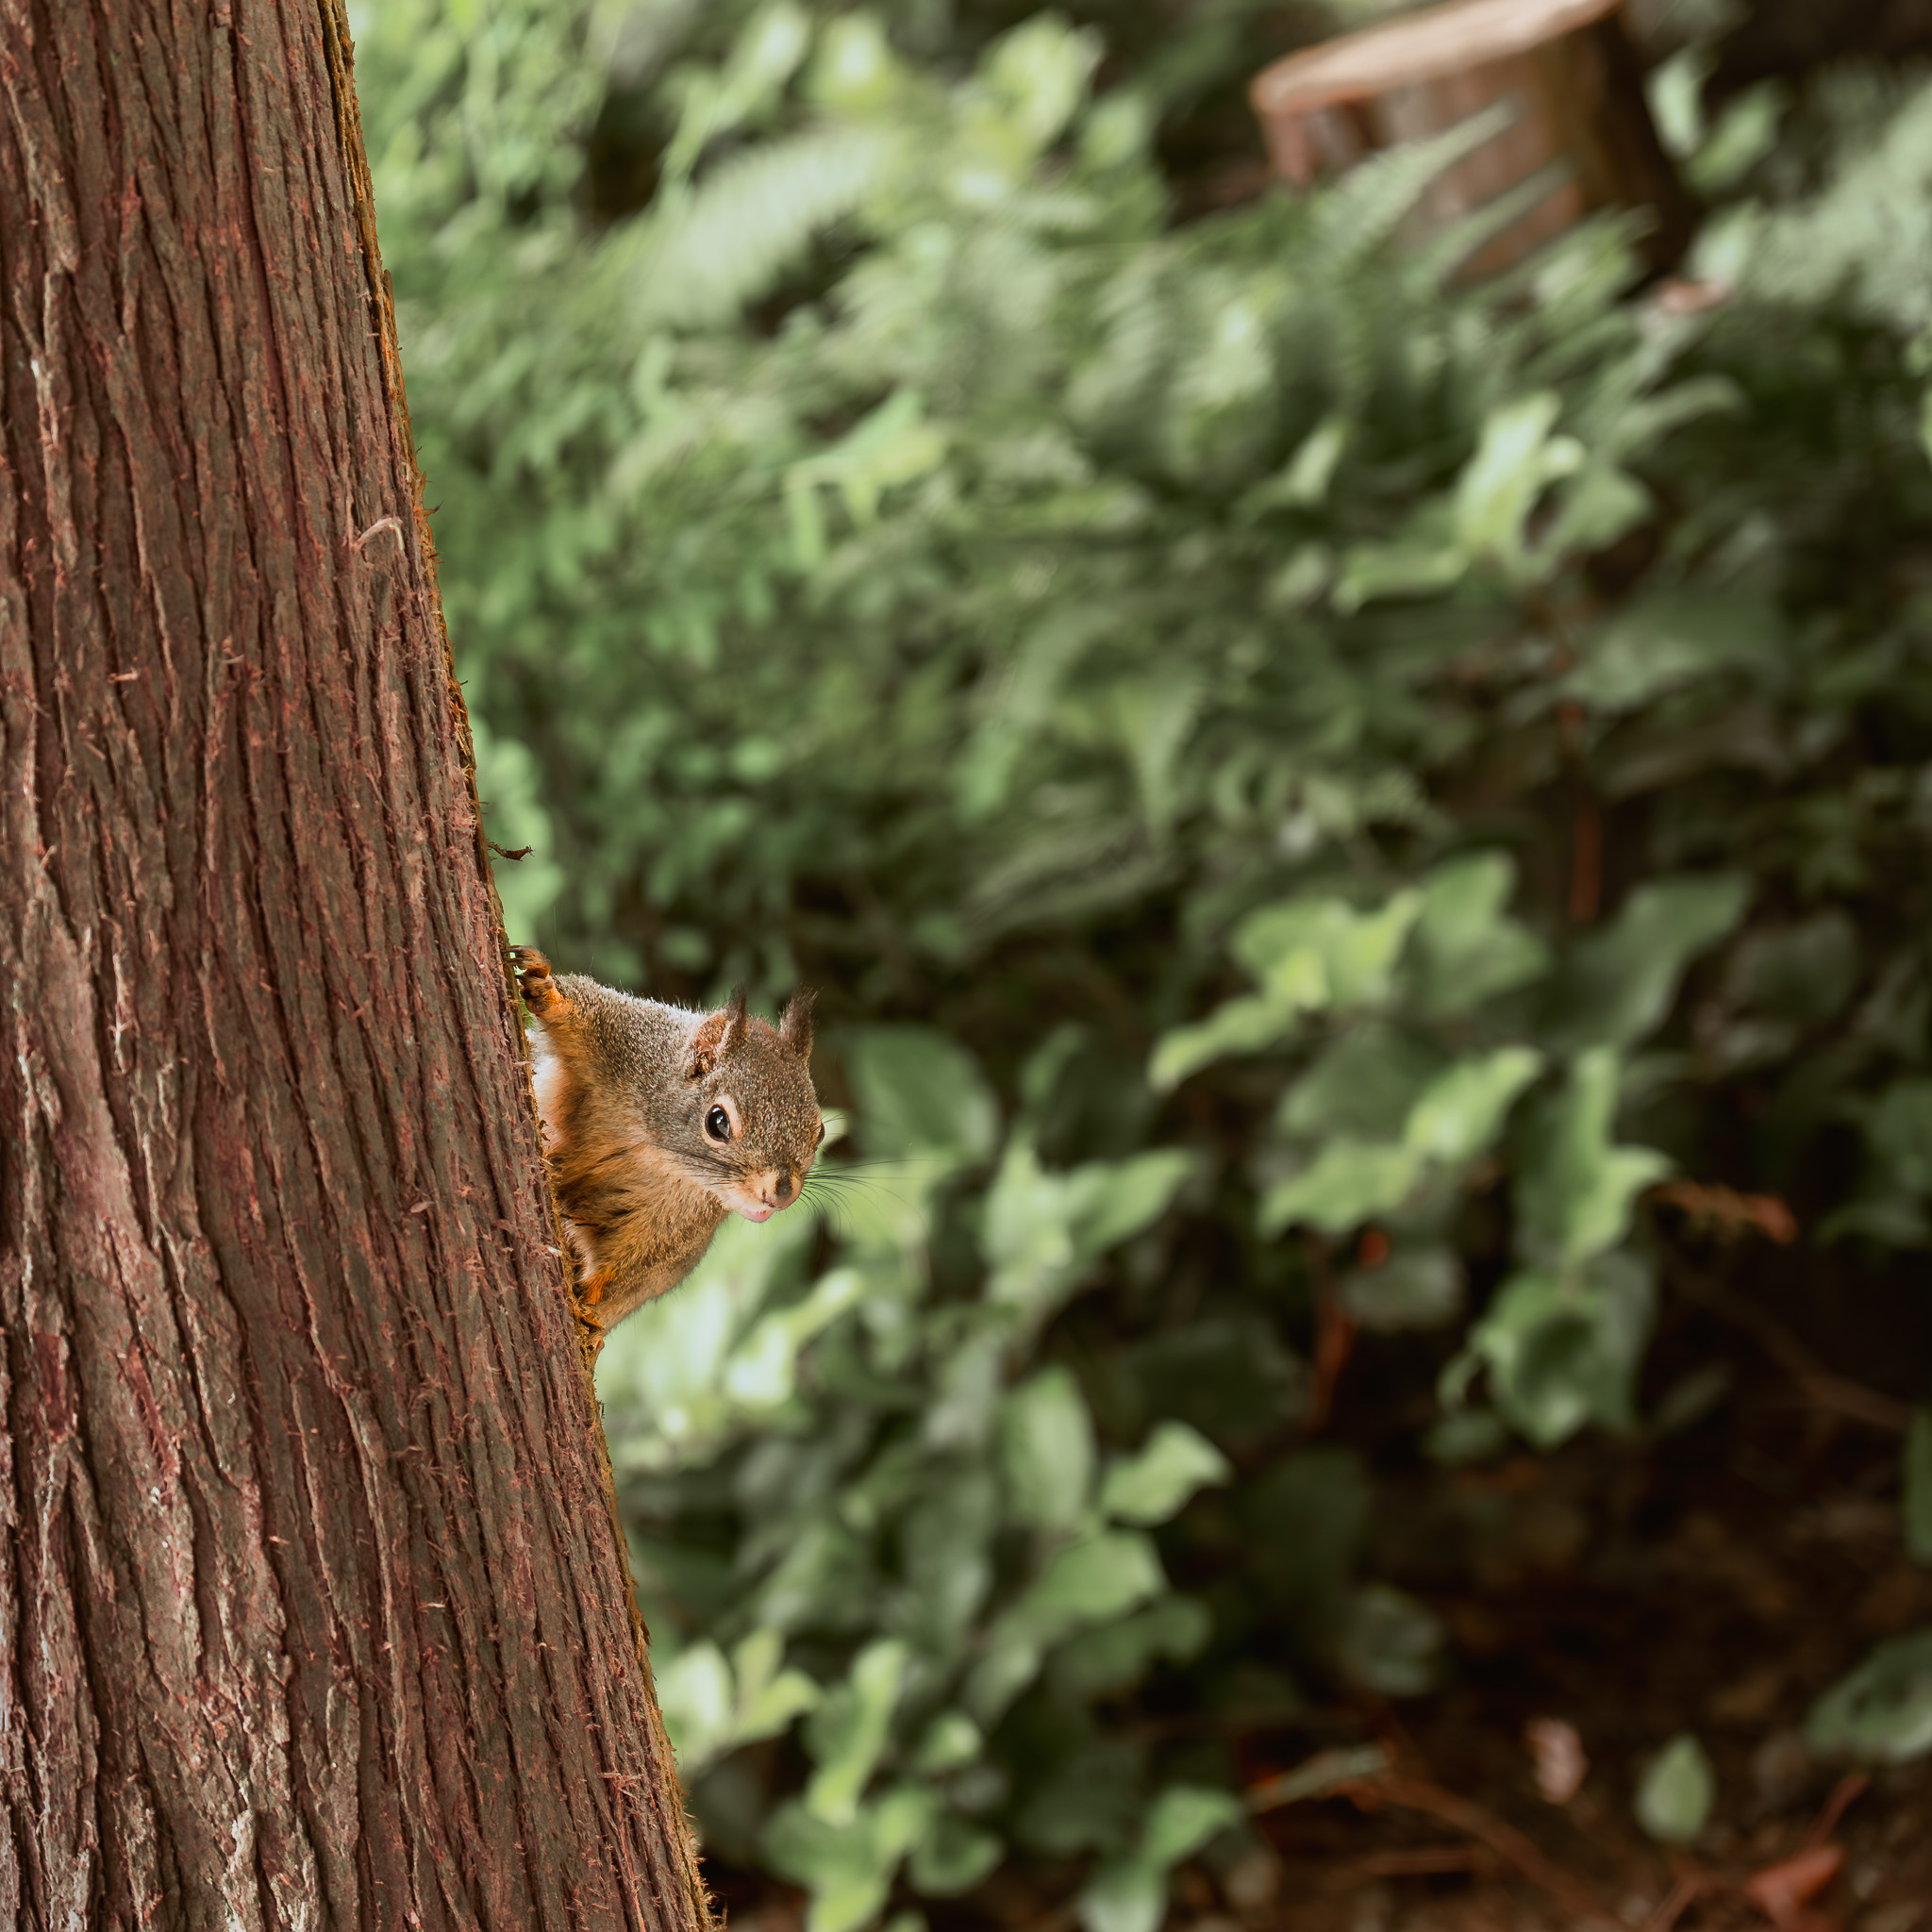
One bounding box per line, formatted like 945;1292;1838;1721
705;1105;732;1141
814;1122;825;1147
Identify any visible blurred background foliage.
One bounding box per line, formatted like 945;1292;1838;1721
357;1;1932;1924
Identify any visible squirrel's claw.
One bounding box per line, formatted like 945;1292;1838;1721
510;944;567;1017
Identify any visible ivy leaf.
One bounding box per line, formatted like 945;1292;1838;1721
1234;891;1424;1011
1807;1626;1932;1764
658;1641;736;1774
1340;1246;1463;1332
734;1627;825;1745
1002;1366;1098;1530
1279;1023;1446;1141
984;1141;1194;1328
1403;1047;1542;1165
1514;1049;1670;1270
1077;1787;1243;1932
1542;876;1750;1056
1150;993;1299;1091
1407;852;1551;1020
1635;1734;1715;1844
1458;1251;1656;1446
806;1640;910;1825
1257;1140;1422;1238
1565;591;1787;714
1010;1530;1167;1647
845;1026;1000;1165
764;1786;937;1932
1100;1421;1232;1526
909;1813;1004;1896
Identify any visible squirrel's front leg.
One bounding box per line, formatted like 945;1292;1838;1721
510;944;605;1323
576;1206;728;1333
511;944;570;1022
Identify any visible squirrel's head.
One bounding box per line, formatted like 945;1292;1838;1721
679;986;822;1222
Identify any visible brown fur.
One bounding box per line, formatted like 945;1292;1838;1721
512;947;823;1334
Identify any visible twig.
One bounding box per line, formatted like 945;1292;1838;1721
1360;1774;1607;1920
1803;1771;1867;1850
1663;1255;1911;1434
1323;1843;1487;1887
488;841;533;861
1637;1870;1707;1932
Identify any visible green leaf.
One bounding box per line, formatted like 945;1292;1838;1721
1049;1596;1212;1698
909;1814;1003;1897
806;1640;909;1825
1807;1626;1932;1764
1077;1788;1243;1932
1010;1530;1167;1647
1725;913;1861;1026
845;1027;1000;1164
724;1266;867;1408
597;1210;818;1462
1234;892;1424;1012
733;1627;825;1744
911;1712;982;1774
1543;876;1750;1055
1564;591;1787;713
1001;1366;1097;1530
1141;1784;1242;1866
1514;1049;1669;1270
764;1787;938;1932
1279;1024;1446;1141
1153;890;1432;1094
658;1640;736;1774
1340;1247;1463;1332
980;15;1102;159
1635;1734;1715;1844
1460;1251;1656;1446
643;126;892;330
1100;1422;1232;1526
1407;853;1551;1020
984;1142;1195;1328
1861;1079;1932;1198
1454;391;1580;580
1403;1047;1542;1165
1149;993;1298;1091
1258;1140;1421;1238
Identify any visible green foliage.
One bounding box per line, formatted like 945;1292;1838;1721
1807;1627;1932;1766
1634;1733;1716;1844
358;0;1932;1919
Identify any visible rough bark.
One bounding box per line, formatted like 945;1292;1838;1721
0;5;708;1927
1251;0;1692;277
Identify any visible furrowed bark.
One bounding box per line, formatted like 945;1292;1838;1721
0;4;708;1926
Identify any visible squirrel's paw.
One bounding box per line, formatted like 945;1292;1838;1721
510;944;567;1018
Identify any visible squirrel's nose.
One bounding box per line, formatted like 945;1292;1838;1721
772;1173;795;1205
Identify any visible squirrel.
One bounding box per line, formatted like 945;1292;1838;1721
510;946;824;1333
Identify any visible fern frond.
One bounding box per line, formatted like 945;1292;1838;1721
637;125;892;328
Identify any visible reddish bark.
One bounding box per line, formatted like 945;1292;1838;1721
0;5;708;1926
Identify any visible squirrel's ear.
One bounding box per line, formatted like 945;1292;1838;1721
685;985;749;1080
779;988;816;1060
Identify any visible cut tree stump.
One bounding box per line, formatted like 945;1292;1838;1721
1250;0;1692;277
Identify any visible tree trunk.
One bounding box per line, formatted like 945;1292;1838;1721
1251;0;1692;277
0;6;708;1927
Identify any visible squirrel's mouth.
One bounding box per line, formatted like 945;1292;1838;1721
733;1203;775;1224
